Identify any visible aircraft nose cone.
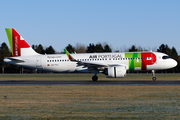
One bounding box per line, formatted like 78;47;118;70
172;59;178;68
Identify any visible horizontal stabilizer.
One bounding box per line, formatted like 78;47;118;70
4;57;25;62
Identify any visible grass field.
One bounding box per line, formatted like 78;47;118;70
0;74;180;119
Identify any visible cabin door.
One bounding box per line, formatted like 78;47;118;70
36;56;42;67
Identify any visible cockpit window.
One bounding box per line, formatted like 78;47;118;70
162;56;170;59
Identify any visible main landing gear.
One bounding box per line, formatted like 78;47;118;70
92;75;98;81
92;69;99;81
152;70;156;81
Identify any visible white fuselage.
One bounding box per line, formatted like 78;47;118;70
4;52;177;73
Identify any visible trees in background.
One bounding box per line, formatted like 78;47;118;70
0;42;11;73
0;42;20;73
65;44;75;54
157;44;172;57
86;43;95;53
75;43;86;53
86;43;112;53
103;44;112;52
46;46;55;54
129;45;137;52
32;44;45;54
65;43;112;53
32;44;55;54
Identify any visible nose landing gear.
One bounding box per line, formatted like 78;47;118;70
152;70;156;81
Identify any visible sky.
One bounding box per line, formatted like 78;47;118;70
0;0;180;54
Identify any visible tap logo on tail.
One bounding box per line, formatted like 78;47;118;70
6;28;30;57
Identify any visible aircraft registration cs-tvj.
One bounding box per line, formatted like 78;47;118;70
4;28;177;81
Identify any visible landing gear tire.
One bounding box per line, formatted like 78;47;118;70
152;70;156;81
152;77;156;81
92;76;98;81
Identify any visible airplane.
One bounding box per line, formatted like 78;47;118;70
4;28;177;81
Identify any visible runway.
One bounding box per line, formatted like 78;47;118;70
0;80;180;85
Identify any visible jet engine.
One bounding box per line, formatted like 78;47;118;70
108;66;126;78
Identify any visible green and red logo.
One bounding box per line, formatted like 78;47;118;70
6;28;30;57
125;52;156;70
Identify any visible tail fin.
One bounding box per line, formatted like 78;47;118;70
5;28;39;57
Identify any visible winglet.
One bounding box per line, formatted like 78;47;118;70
64;49;76;61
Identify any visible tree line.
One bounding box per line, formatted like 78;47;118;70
0;42;179;73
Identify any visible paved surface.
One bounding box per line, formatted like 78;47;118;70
0;80;180;85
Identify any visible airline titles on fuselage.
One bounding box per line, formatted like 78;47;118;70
89;54;122;59
47;56;62;59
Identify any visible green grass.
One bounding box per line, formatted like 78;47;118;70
0;73;180;81
0;85;180;119
0;74;180;119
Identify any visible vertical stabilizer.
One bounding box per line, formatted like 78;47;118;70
5;28;39;57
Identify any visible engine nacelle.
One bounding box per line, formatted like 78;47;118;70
108;66;126;78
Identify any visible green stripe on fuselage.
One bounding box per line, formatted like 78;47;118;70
125;53;141;70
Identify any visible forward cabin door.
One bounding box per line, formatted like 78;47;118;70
151;53;156;64
36;56;42;67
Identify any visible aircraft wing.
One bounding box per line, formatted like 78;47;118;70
64;49;108;68
76;61;108;67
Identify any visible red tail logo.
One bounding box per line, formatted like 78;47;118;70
12;29;30;57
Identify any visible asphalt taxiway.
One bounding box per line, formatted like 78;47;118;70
0;80;180;85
